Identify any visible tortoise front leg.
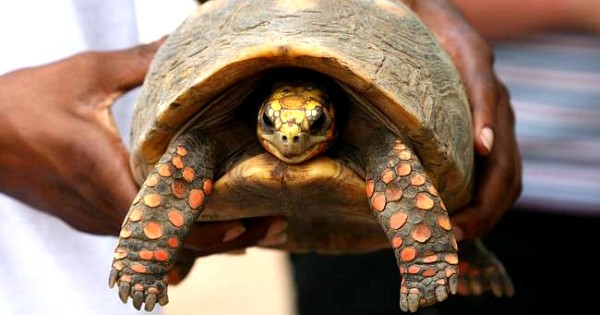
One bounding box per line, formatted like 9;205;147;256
109;133;216;311
366;136;459;313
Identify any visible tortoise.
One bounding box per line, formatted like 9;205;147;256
109;0;513;312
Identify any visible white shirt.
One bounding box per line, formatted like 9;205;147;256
0;1;158;314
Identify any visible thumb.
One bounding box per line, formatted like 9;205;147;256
97;36;167;94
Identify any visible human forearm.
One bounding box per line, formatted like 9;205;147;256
451;0;600;38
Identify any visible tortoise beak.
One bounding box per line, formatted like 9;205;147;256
260;131;328;164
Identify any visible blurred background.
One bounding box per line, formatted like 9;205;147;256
134;1;296;314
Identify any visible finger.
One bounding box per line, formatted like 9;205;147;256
66;123;140;234
413;0;498;156
97;36;167;94
451;89;521;240
181;217;279;258
441;23;499;157
463;55;499;157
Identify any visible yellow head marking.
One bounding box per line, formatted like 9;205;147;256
257;81;336;164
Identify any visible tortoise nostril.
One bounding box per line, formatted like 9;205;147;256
293;136;300;143
281;135;288;143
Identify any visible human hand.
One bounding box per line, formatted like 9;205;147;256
406;0;522;241
0;39;286;254
0;41;164;235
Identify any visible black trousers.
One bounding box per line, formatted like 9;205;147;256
289;209;600;314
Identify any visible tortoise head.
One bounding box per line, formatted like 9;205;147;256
257;80;336;164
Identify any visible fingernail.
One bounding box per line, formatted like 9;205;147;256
258;232;288;247
225;249;247;255
480;127;494;154
222;224;246;242
452;225;464;242
265;219;289;238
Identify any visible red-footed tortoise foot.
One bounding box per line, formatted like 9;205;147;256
457;239;515;297
367;138;459;313
109;266;168;311
110;136;215;311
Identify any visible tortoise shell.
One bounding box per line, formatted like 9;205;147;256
110;0;498;312
129;0;472;252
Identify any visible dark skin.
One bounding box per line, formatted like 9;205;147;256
405;0;522;241
0;39;283;263
0;0;521;261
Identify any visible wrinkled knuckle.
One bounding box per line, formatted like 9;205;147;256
135;42;160;63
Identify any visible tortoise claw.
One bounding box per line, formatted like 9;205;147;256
435;285;448;302
145;293;158;312
108;269;118;288
399;262;458;313
118;282;130;304
132;291;144;310
457;240;514;298
110;263;169;311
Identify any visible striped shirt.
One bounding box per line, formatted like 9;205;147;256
493;33;600;216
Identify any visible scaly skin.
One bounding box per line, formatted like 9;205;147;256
365;135;459;313
109;134;216;311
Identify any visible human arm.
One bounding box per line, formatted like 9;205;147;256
403;0;523;241
451;0;600;38
0;39;283;253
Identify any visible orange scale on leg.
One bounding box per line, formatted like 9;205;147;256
365;180;375;198
154;250;170;262
129;207;144;222
422;268;437;277
445;268;457;277
392;236;403;248
176;146;188;156
182;167;196;183
113;248;128;260
408;265;420;274
371;192;386;212
411;224;432;243
395;163;411;176
131;263;147;274
389;211;408;230
385;186;403;202
132;194;141;205
113;261;124;271
415;193;434;210
171;181;187;199
410;174;426;186
143;194;162;208
444;253;459;265
157;164;172;177
428;185;439;196
145;174;159;187
393;142;407;151
143;221;164;240
168;209;185;228
203;180;213;196
422;254;438;263
119;227;132;239
400;246;417;262
188;189;205;210
167;237;180;248
172;155;184;169
437;214;452;231
381;168;396;184
398;150;412;160
139;249;154;260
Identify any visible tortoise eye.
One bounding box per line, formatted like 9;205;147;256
262;112;275;130
310;112;326;133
